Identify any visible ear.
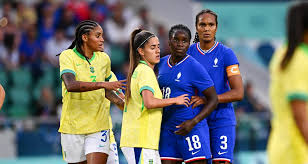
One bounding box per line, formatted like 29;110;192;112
82;34;88;42
137;48;144;57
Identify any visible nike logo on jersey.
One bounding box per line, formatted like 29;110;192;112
192;150;200;155
218;151;227;155
76;64;82;66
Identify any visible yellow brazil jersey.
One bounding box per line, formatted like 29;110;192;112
120;61;163;150
59;48;112;134
268;43;308;164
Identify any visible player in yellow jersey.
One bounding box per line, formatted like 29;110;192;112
268;2;308;164
120;29;190;164
58;20;126;164
105;71;125;164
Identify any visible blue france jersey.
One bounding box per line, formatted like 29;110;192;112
158;55;214;131
187;42;239;128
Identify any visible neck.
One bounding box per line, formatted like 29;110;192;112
81;45;94;59
199;40;215;51
142;59;155;70
170;54;186;66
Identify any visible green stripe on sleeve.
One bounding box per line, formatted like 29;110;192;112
287;92;308;101
139;86;155;95
105;74;112;81
60;69;76;79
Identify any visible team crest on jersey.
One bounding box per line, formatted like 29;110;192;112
175;72;181;82
90;66;95;73
213;58;218;67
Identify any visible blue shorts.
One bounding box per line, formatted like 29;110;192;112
159;126;211;163
209;125;235;163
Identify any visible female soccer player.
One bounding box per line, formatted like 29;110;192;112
158;24;218;164
120;29;190;164
268;2;308;163
187;10;244;164
58;20;126;164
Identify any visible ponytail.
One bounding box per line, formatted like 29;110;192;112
125;29;143;103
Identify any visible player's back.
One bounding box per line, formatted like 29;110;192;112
268;45;308;164
158;55;213;131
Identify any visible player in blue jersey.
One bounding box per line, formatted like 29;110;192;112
158;24;218;164
187;10;244;164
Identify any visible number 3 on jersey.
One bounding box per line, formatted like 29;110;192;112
162;87;171;99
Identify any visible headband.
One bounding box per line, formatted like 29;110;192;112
136;34;155;50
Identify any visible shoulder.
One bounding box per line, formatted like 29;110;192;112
189;43;197;49
95;51;111;60
59;49;74;60
218;42;235;55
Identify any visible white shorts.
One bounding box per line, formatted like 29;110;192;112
121;147;161;164
61;130;110;163
107;142;119;164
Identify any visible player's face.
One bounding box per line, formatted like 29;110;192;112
141;36;160;65
85;25;104;52
196;13;217;43
169;30;190;58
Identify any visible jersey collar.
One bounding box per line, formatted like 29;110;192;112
167;55;190;68
139;60;149;66
73;47;96;62
196;41;219;55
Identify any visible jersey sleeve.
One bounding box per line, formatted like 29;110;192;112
138;67;156;95
224;48;239;67
191;60;214;92
104;54;112;81
285;57;308;101
59;51;76;79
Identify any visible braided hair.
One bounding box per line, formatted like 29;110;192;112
168;24;191;41
193;9;218;43
57;20;99;60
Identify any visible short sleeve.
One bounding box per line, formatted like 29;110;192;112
138;67;156;95
104;55;112;81
224;49;239;67
285;55;308;101
59;51;76;79
191;61;214;92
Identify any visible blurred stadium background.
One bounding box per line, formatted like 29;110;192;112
0;0;292;163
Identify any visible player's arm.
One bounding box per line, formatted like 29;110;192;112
62;73;126;92
0;84;5;110
142;90;190;109
218;73;244;103
290;99;308;145
175;86;218;136
105;90;125;110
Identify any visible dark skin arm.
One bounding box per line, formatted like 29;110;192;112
62;73;126;92
191;74;244;108
175;86;218;136
290;100;308;145
105;90;125;110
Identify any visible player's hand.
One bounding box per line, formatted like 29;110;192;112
103;79;126;91
174;94;190;107
174;119;197;136
190;96;207;109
